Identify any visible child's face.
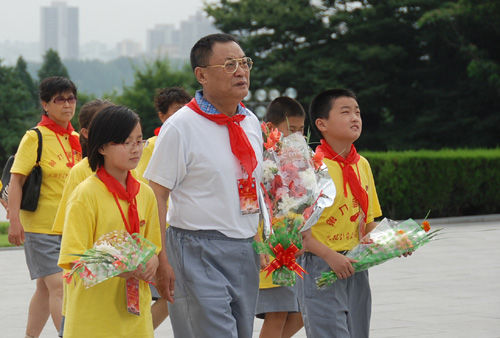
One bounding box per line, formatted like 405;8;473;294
270;116;305;137
159;101;187;123
316;96;362;142
100;123;144;172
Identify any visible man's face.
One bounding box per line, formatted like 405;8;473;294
201;41;250;103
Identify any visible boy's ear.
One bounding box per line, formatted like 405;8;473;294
194;67;208;85
315;118;328;133
80;127;89;139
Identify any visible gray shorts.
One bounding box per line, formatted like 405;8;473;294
297;253;371;338
150;283;160;300
256;286;300;319
24;232;62;280
166;226;260;338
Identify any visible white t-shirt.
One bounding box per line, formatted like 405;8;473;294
144;105;263;238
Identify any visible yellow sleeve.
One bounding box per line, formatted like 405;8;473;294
11;130;38;175
364;161;382;223
139;183;162;254
58;185;96;270
52;159;93;234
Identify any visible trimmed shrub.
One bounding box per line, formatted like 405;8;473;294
361;149;500;219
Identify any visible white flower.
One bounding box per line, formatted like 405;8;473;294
262;159;278;183
277;193;301;215
95;241;122;257
299;168;317;190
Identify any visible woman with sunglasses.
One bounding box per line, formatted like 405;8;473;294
8;76;82;338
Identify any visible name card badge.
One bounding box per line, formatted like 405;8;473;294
238;177;259;215
126;278;140;316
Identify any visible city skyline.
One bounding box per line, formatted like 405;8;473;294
0;0;207;46
0;0;217;63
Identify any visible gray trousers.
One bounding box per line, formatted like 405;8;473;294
166;226;260;338
297;253;371;338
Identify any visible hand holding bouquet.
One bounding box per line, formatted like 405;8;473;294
316;218;440;288
63;230;157;288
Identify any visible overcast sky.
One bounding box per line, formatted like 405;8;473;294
0;0;208;46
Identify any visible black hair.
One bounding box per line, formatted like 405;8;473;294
154;87;191;114
264;96;306;125
309;88;357;138
190;33;239;70
87;105;140;171
78;99;114;157
39;76;77;103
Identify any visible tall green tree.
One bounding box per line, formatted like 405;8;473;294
114;58;198;137
38;49;69;80
206;0;500;150
15;56;38;106
0;62;39;166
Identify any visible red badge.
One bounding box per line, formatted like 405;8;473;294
238;178;259;215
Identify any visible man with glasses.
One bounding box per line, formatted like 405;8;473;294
144;33;263;338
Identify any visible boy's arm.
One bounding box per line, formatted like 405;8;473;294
365;221;378;234
302;229;357;280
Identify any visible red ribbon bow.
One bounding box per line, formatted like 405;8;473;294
264;243;307;279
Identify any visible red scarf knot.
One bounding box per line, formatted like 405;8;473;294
316;140;369;222
264;243;307;279
38;114;82;154
96;167;141;234
187;99;257;184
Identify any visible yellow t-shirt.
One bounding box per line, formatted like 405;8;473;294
58;175;161;338
135;136;156;184
11;126;81;234
52;157;93;234
311;156;382;251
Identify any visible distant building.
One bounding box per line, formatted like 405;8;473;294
145;11;219;60
40;1;79;60
116;39;142;58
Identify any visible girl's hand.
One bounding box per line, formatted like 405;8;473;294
133;255;159;282
259;253;270;270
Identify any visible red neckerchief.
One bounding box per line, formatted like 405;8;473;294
154;127;161;136
187;98;257;183
38;114;82;167
316;139;368;221
96;167;141;234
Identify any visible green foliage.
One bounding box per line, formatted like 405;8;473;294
362;149;500;219
38;49;70;80
206;0;500;150
0;61;40;167
113;58;199;137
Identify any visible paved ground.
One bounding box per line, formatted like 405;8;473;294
1;216;499;337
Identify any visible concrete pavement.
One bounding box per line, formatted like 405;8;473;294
1;216;499;337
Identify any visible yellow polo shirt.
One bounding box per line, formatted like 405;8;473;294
311;155;382;251
135;136;156;184
58;175;161;338
11;126;81;234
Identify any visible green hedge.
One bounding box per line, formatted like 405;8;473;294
361;149;500;219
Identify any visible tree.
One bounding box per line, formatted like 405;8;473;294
38;49;69;80
206;0;500;150
15;56;38;106
0;62;39;167
113;58;198;137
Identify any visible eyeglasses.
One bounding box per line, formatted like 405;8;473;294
111;140;146;150
52;95;77;105
202;57;253;74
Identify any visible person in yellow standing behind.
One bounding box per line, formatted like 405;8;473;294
256;97;306;338
58;105;161;337
7;76;82;338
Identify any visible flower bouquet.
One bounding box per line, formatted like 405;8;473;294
254;124;336;286
315;217;441;288
63;230;157;288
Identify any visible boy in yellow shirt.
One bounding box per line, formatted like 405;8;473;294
298;89;382;338
256;96;305;338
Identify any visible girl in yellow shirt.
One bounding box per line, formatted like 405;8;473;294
58;105;161;338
